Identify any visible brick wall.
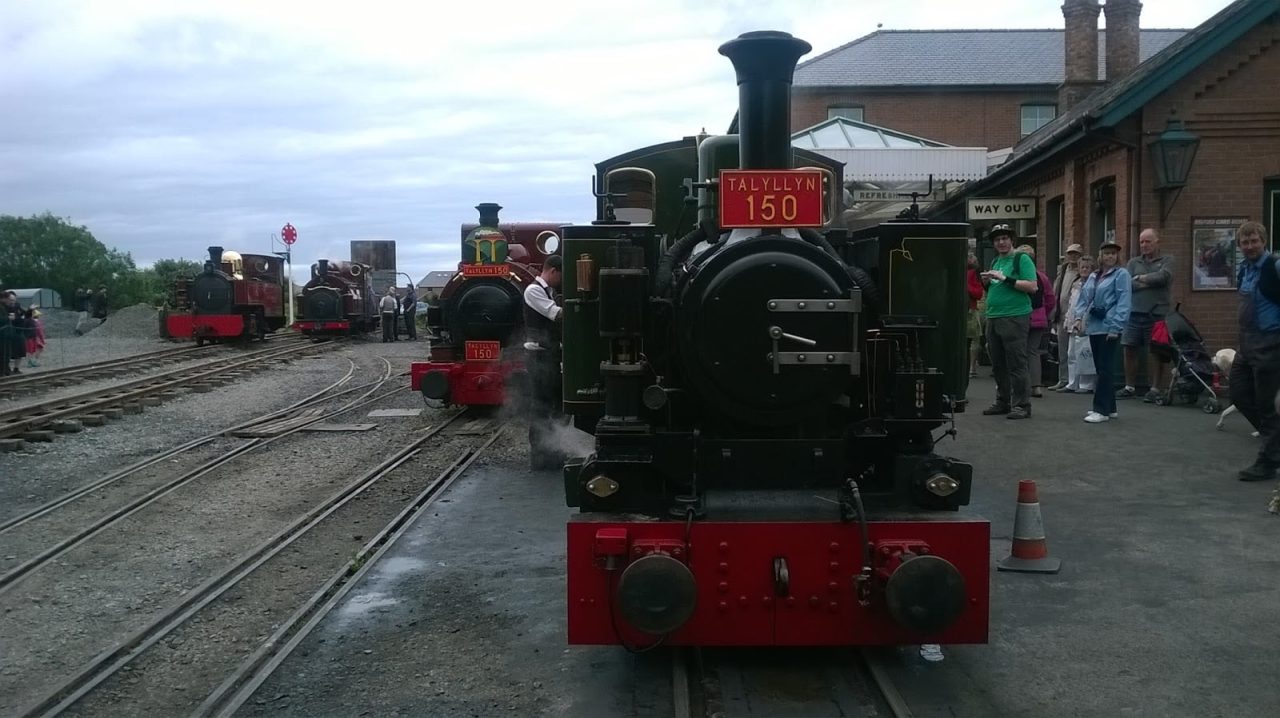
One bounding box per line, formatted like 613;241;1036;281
792;87;1058;150
999;16;1280;353
1139;16;1280;352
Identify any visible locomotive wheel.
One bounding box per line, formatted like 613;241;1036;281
196;337;205;347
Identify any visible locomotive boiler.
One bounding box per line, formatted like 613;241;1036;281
166;246;288;345
410;203;561;406
561;31;987;648
294;258;379;337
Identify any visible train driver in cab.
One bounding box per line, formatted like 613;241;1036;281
523;255;564;469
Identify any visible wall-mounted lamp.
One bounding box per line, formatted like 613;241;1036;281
1093;186;1108;214
1149;117;1201;224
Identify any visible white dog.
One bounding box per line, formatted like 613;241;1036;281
1212;348;1261;437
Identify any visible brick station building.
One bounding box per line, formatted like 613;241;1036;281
791;20;1185;152
926;0;1280;352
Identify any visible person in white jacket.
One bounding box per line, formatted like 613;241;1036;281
379;288;399;343
1058;255;1095;393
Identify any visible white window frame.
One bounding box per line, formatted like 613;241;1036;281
827;106;865;122
1020;104;1057;137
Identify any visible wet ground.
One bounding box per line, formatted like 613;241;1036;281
241;374;1280;717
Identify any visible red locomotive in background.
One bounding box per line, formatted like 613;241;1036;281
293;258;379;337
166;246;289;345
410;203;561;406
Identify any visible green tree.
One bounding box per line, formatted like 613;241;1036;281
144;258;203;306
0;213;138;306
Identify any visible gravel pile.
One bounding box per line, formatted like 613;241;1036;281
33;308;84;339
94;303;161;339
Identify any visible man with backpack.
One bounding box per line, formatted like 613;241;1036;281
1230;221;1280;483
979;224;1039;420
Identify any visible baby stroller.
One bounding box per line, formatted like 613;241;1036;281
1151;304;1222;412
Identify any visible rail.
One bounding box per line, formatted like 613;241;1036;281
0;339;332;440
19;411;497;717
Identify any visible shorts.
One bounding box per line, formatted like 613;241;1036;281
1121;311;1160;347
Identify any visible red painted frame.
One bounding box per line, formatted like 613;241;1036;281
567;517;989;646
293;320;351;333
165;314;245;339
409;358;525;406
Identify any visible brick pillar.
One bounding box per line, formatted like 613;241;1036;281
1060;0;1103;111
1104;0;1142;82
1062;157;1089;252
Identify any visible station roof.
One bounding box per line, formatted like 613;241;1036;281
417;270;454;290
793;117;988;182
795;28;1187;88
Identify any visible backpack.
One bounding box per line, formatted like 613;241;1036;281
1010;253;1044;309
1256;254;1280;307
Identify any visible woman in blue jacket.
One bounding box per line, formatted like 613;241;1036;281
1074;240;1133;423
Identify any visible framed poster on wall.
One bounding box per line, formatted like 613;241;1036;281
1191;217;1250;291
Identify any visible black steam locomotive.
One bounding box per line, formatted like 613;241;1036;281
411;203;562;406
165;246;289;344
562;31;987;648
294;259;379;337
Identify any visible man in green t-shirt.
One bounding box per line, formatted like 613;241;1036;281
979;224;1039;419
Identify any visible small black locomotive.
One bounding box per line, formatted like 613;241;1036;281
294;259;379;337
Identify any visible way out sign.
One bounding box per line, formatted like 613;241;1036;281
966;197;1038;221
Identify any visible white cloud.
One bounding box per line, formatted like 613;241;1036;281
0;0;1235;280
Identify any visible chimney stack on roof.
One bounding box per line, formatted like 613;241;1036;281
1060;0;1103;111
1104;0;1143;82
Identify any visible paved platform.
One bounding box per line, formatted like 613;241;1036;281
243;457;671;717
246;376;1280;717
893;376;1280;717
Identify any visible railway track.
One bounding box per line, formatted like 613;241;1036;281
0;357;399;596
0;338;332;441
19;411;504;717
673;646;912;718
0;334;311;397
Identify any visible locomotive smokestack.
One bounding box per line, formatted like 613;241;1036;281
208;246;223;266
476;203;502;227
718;31;811;170
317;259;329;277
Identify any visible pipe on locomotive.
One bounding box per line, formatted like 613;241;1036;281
717;30;811;171
317;259;329;277
207;246;223;271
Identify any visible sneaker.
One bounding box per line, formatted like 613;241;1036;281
1060;387;1077;393
1142;389;1162;403
1238;461;1277;482
1084;412;1110;423
1110;412;1119;418
982;403;1010;416
1116;386;1137;399
1006;405;1031;420
1048;381;1068;391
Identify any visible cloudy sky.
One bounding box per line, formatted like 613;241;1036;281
2;0;1234;280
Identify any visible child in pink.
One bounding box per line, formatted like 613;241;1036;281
26;308;45;367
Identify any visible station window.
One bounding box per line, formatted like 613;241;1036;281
1045;197;1064;263
827;106;865;122
1021;104;1057;137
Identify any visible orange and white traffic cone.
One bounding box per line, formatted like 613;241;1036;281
997;480;1061;574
